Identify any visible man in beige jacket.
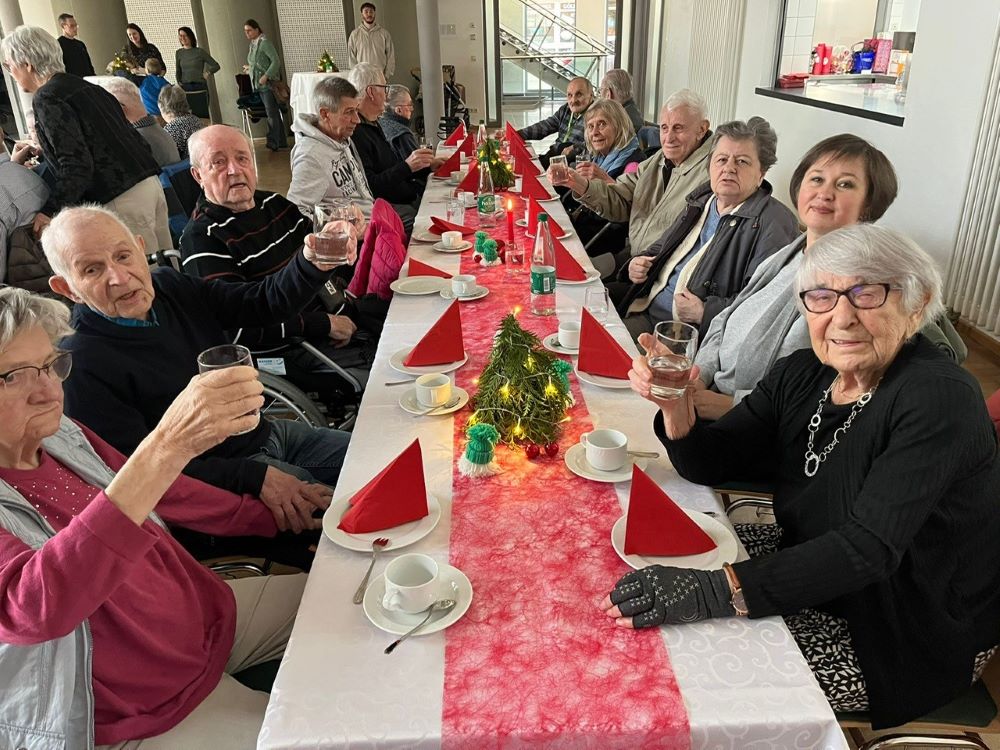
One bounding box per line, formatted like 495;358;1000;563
348;3;395;78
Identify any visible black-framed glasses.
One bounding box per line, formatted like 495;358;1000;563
799;283;897;313
0;351;72;390
366;84;390;93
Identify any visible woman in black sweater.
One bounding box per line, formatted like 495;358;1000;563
604;224;1000;728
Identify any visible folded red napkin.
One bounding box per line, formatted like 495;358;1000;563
520;170;554;202
624;466;717;556
553;235;587;281
458;133;475;156
513;144;541;177
577;308;632;379
458;161;480;192
407;258;452;279
443;122;466;146
404;300;465;366
527;195;565;237
337;439;429;533
505;122;525;148
430;216;476;236
434;149;461;177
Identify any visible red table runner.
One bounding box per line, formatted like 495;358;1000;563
441;195;690;749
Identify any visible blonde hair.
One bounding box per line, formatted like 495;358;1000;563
584;99;634;153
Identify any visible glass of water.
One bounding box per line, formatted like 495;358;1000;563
312;204;353;265
549;154;569;182
648;321;698;400
447;193;465;225
584;287;610;323
197;344;260;435
506;237;524;273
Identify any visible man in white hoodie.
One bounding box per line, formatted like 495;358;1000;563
348;3;395;78
288;76;375;220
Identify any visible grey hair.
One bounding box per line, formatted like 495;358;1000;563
313;76;359;114
662;88;708;122
600;69;633;101
348;62;385;92
709;116;779;172
42;204;138;281
96;75;142;107
386;84;411;111
795;224;944;329
0;286;72;351
0;25;66;79
568;76;594;95
157;84;191;117
187;125;252;169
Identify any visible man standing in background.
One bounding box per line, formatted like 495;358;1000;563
348;3;395;78
56;13;95;77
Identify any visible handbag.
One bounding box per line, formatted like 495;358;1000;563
270;79;291;106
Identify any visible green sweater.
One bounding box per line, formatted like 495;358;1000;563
175;46;220;84
247;35;281;90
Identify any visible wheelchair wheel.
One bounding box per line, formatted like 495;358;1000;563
259;371;328;428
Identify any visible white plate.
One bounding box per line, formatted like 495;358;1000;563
398;386;470;416
556;269;601;286
440;286;489;301
431;173;453;181
411;228;439;243
610;511;739;571
322;493;442;552
433;240;472;253
575;365;631;389
564;443;647;483
390;347;468;375
515;218;529;228
541;332;578;355
363;564;473;636
524;229;575;240
390;277;446;295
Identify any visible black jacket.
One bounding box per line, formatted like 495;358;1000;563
617;179;799;337
32;73;158;215
351;117;426;205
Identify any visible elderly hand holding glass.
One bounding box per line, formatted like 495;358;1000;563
304;217;359;268
629;322;700;440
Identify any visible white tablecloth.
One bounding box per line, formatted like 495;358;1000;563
290;71;350;114
259;175;847;750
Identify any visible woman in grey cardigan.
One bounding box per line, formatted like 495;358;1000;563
175;26;220;118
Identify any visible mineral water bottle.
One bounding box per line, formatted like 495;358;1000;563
477;157;496;228
530;214;556;316
476;120;487;150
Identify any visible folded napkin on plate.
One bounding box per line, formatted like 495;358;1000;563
624;466;717;556
553;235;587;281
430;216;476;236
527;195;565;237
520;170;554;202
458;161;480;192
577;308;632;379
458;133;475;156
443;122;466;146
337;439;429;533
434;149;461;177
505;122;525;148
407;258;452;279
403;300;465;366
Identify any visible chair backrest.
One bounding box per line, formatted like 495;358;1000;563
637;125;659;151
235;73;254;97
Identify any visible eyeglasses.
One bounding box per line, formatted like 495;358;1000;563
799;283;898;313
367;84;390;93
0;351;72;390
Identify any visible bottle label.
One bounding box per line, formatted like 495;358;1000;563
477;194;495;214
530;268;556;294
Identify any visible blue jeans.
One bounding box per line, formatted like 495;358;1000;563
250;419;349;487
258;86;287;149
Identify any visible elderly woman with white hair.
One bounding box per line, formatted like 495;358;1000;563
0;25;170;251
608;223;1000;728
0;286;311;749
378;83;419;162
158;83;206;159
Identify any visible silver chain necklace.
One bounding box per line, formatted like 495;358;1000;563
803;376;880;477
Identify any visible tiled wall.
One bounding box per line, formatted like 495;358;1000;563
778;0;818;75
122;0;197;78
275;0;350;75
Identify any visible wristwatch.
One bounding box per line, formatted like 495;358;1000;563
722;563;748;617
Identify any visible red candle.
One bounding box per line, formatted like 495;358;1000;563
506;198;514;241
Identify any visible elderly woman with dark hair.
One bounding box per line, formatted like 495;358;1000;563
610;117;800;338
612;223;1000;729
159;83;206;159
0;286;309;748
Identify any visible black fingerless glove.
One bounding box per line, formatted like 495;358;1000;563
610;565;734;628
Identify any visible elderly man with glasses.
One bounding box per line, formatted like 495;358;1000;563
598;68;644;133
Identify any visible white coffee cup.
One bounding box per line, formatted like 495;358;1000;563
382;553;440;614
461;190;476;207
414;373;452;408
442;230;463;248
558;320;581;350
459;152;470;165
452;274;477;297
579;428;628;471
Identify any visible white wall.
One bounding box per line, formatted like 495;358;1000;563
734;0;999;271
437;0;486;120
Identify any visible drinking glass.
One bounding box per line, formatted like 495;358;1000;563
197;344;259;435
648;321;699;399
313;204;353;265
506;238;524;273
584;287;610;324
447;195;465;225
549;154;568;182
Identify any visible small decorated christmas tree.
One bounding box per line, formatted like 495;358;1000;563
475;138;515;190
106;51;134;75
467;314;572;447
316;51;338;73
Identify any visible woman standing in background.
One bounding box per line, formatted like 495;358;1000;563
175;26;219;119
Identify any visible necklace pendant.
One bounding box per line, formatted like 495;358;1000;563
804;453;820;477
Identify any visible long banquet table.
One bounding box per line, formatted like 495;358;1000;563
258;160;848;749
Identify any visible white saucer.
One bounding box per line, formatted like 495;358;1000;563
322;493;442;552
363;564;473;636
556;269;601;285
411;228;439;243
610;511;739;571
440;286;489;301
515;218;529;228
564;443;647;483
390;347;468;375
390;277;446;295
431;173;453;181
541;332;578;355
524;229;575;240
398;386;470;416
575;365;631;389
433;240;472;253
